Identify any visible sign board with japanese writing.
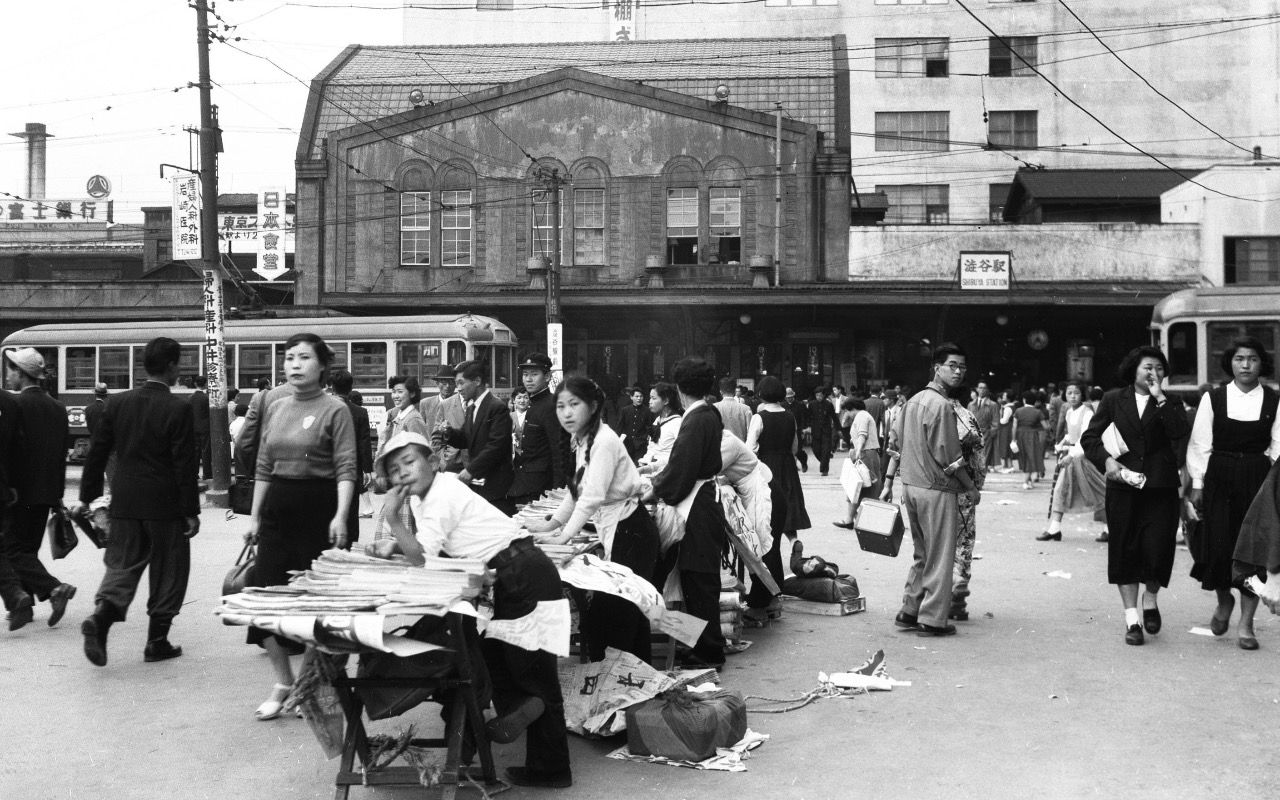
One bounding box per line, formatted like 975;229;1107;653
0;198;109;223
604;0;644;41
254;188;289;281
959;251;1011;291
217;213;296;252
172;175;202;261
547;322;564;385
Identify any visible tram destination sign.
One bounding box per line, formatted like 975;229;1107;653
959;251;1011;291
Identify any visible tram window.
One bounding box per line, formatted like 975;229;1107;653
447;341;466;368
65;347;96;390
239;344;272;388
330;342;349;375
222;346;236;387
1208;322;1280;384
178;345;201;387
473;346;494;383
493;347;513;388
100;347;131;389
350;342;387;387
1167;323;1197;387
396;341;443;384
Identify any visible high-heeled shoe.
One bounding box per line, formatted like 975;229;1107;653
255;683;293;721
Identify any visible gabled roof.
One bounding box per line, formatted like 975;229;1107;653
1008;168;1193;203
299;37;846;162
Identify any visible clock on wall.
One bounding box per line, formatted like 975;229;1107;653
1027;329;1049;351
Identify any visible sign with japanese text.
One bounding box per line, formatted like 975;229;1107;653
959;251;1011;290
172;175;202;261
605;0;643;41
547;323;564;386
254;188;289;281
202;269;227;407
0;198;110;223
217;212;296;251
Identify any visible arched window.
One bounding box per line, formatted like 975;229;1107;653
570;159;609;267
438;162;476;268
398;164;434;267
706;157;746;264
663;157;703;266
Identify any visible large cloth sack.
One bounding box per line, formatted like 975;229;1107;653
625;688;747;762
781;574;859;604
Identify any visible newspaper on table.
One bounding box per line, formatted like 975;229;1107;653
557;553;707;647
484;598;571;657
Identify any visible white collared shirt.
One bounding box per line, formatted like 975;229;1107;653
1187;382;1280;487
408;471;521;562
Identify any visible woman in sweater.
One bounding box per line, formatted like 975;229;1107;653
526;376;660;662
244;332;356;718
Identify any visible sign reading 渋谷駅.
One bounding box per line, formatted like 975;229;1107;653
959;251;1011;290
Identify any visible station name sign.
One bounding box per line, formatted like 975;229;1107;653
959;251;1011;291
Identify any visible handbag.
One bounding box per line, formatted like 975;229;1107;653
229;475;254;515
222;540;257;596
46;505;79;559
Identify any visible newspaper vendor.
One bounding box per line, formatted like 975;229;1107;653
376;431;572;789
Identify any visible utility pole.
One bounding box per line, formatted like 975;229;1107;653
538;166;565;384
195;0;230;507
774;101;783;288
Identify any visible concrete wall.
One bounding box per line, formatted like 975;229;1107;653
848;222;1200;283
1163;164;1280;285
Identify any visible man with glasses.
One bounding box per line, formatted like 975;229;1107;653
880;343;980;637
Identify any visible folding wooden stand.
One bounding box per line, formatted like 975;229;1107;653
330;613;498;800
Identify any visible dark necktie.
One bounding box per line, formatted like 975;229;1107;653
465;400;477;433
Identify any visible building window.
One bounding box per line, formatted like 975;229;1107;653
709;187;742;263
875;38;949;77
157;238;171;264
476;0;513;8
875;0;947;4
875;111;950;151
766;0;837;5
399;191;431;266
573;189;606;265
441;190;472;267
988;110;1038;149
989;183;1012;222
989;36;1038;77
878;184;950;224
531;189;562;260
666;187;699;265
1225;237;1280;284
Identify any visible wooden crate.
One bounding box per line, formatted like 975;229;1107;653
781;595;867;617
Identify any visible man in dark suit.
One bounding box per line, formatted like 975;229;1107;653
2;347;74;630
440;359;515;514
0;385;35;631
73;337;200;666
191;374;211;480
85;382;108;436
331;369;373;542
615;386;653;465
783;386;809;472
507;353;568;506
647;357;727;669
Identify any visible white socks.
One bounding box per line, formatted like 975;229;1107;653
1124;608;1140;628
1047;518;1062;535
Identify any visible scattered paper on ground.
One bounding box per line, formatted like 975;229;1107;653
996;500;1019;505
607;730;769;772
1188;627;1216;637
1043;570;1072;579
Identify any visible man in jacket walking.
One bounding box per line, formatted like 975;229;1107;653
73;337;200;666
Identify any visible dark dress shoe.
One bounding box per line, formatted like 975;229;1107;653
833;521;855;530
917;623;957;636
486;696;546;744
1238;636;1259;651
1035;531;1062;542
1209;615;1230;636
1143;607;1162;635
82;617;109;666
1125;624;1144;646
8;595;34;631
506;767;572;789
144;639;183;662
948;608;969;621
894;612;919;630
48;583;76;628
1095;532;1109;543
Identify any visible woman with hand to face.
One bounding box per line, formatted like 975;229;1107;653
243;333;357;717
1185;338;1280;650
1081;346;1190;646
525;377;659;661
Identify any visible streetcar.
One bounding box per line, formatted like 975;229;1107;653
1150;285;1280;394
1;313;519;457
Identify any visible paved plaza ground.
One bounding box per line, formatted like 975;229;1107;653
3;461;1278;799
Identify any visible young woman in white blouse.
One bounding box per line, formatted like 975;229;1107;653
637;381;682;477
526;376;660;662
1037;382;1108;542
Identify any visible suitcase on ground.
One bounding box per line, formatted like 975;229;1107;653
853;498;904;557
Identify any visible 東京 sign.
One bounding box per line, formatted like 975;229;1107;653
959;251;1011;291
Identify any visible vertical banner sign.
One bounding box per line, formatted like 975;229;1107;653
547;322;564;388
254;188;287;281
172;175;202;260
203;270;226;407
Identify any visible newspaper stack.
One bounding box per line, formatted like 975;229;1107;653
513;488;569;528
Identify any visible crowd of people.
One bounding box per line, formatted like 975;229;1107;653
4;330;1280;789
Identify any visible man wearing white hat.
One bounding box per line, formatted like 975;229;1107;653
2;347;75;630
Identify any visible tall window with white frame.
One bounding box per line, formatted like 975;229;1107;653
531;189;561;260
988;110;1038;149
989;36;1038;77
709;187;741;263
875;38;949;77
666;187;699;265
400;191;431;266
573;188;605;266
441;190;472;267
875;111;950;151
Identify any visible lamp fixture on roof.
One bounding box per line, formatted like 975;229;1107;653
714;84;730;103
408;89;426;108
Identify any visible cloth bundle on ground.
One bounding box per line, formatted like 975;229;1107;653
625;687;748;762
781;540;860;603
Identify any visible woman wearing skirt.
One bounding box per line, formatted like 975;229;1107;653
1186;337;1280;650
1011;391;1048;489
1038;382;1107;542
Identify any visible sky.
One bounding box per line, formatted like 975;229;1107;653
0;0;404;224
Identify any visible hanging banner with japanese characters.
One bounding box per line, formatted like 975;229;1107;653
959;251;1011;290
254;188;289;281
172;175;202;261
0;198;111;223
605;0;643;42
